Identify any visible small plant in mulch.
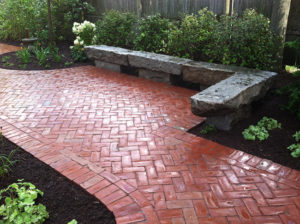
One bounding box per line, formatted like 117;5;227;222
288;131;300;158
2;56;14;67
200;124;217;134
0;180;49;224
0;129;18;178
0;150;17;178
242;117;281;141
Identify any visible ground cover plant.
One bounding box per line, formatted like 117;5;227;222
0;181;49;224
288;131;300;158
242;117;281;141
0;150;17;178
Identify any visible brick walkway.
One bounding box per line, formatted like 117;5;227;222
0;44;300;223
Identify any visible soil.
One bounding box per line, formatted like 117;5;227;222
189;72;300;171
0;41;93;70
0;138;116;224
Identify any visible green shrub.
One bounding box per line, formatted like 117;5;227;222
134;14;173;53
0;0;45;40
167;8;218;60
71;45;88;62
51;0;95;41
204;9;280;70
0;0;94;42
95;10;137;49
72;21;96;46
71;20;96;62
0;181;49;224
278;80;300;120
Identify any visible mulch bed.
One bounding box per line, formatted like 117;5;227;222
0;41;93;70
189;72;300;171
0;137;116;224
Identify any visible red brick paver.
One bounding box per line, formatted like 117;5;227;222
0;44;300;223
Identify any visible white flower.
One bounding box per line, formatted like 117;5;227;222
80;40;84;45
74;39;79;45
70;46;74;49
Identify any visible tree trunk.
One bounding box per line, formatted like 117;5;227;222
271;0;292;69
271;0;292;40
230;0;235;15
47;0;54;44
137;0;145;17
224;0;230;15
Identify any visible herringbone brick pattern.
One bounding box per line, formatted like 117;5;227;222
0;44;299;223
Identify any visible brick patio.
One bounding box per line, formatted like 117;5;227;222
0;44;299;224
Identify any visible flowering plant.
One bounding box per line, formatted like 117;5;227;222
71;21;96;62
72;21;96;47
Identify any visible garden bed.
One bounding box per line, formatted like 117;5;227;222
190;72;300;170
0;137;116;224
0;41;93;70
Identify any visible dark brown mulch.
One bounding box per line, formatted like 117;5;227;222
0;137;116;224
189;72;300;171
0;41;93;70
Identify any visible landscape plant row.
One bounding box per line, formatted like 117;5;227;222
71;9;281;71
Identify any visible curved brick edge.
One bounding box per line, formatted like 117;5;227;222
152;126;300;189
0;118;157;224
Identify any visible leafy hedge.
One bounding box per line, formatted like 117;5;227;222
133;14;173;53
0;3;281;71
94;9;280;71
167;8;218;60
204;9;281;70
95;10;137;49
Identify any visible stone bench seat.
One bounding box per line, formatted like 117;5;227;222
191;71;277;130
85;45;278;130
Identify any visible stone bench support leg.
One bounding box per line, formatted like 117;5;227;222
204;106;251;131
139;69;171;84
95;60;121;73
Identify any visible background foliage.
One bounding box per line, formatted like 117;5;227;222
95;10;137;49
133;14;172;53
0;0;94;42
